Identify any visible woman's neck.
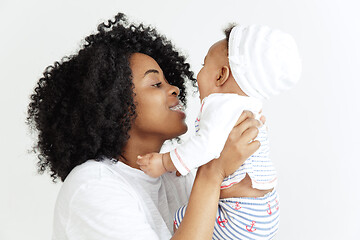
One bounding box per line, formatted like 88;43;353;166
119;132;164;170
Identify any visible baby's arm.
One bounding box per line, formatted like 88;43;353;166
137;152;176;178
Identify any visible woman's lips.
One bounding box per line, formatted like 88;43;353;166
170;103;186;118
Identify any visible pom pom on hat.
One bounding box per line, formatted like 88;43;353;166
228;25;302;100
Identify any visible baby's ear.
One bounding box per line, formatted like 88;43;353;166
215;66;230;87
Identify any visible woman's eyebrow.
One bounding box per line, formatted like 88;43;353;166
144;69;159;77
143;69;168;84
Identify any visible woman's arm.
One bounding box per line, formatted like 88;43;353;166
171;110;263;239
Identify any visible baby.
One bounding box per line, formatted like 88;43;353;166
137;24;301;239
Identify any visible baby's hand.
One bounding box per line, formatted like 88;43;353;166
137;153;167;178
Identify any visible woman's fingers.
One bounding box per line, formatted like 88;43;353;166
259;114;266;125
227;115;261;147
235;118;262;136
213;110;264;179
234;110;255;126
248;140;261;152
234;110;265;128
241;126;259;144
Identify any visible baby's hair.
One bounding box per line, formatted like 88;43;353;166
224;23;237;47
26;12;196;182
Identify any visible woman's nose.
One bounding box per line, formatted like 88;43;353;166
170;85;180;97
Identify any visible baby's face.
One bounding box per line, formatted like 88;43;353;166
197;39;229;101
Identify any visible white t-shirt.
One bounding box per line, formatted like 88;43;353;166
52;158;194;240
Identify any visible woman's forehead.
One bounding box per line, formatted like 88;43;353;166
130;53;163;79
130;53;162;75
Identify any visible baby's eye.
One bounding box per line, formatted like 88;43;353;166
201;63;205;67
152;82;162;88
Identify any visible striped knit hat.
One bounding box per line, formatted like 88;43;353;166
228;25;302;100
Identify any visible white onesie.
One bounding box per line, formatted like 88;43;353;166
169;93;277;190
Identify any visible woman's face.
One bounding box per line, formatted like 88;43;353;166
129;53;188;140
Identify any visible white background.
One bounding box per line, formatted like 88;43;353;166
1;0;359;239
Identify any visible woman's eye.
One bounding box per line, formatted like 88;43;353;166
152;82;162;88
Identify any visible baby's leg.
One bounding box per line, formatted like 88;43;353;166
220;174;273;199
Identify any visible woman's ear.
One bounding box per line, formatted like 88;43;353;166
215;66;230;87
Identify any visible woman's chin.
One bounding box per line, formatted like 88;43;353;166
168;123;188;140
180;124;188;135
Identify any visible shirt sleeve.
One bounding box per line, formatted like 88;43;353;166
170;95;248;175
66;177;160;240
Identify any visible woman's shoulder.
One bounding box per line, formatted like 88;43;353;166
57;159;136;204
52;160;155;239
64;159;118;185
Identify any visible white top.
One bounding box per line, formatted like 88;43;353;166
170;93;277;190
170;93;262;175
52;158;194;240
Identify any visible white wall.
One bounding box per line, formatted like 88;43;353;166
1;0;359;239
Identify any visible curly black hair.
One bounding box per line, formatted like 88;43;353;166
26;13;196;182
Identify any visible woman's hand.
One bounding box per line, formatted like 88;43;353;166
204;110;264;181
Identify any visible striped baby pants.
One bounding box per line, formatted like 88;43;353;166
174;189;280;239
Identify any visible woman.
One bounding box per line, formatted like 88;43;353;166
27;13;263;239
